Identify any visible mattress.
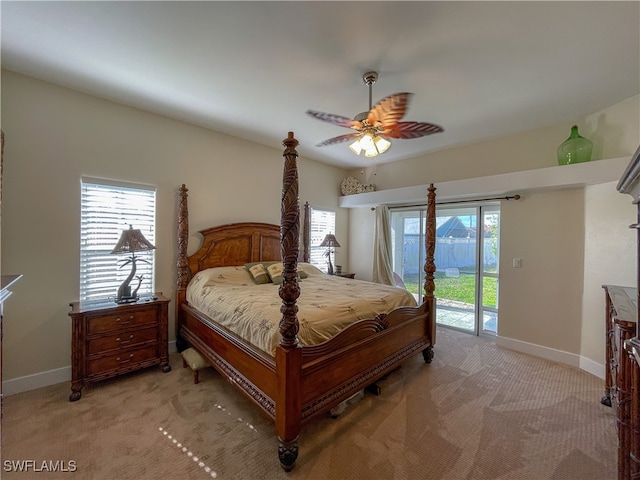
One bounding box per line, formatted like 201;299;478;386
186;263;417;356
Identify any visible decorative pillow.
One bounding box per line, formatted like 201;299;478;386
298;262;324;276
267;262;285;285
247;263;271;284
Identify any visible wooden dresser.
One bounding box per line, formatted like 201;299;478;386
602;285;637;479
68;293;171;401
615;144;640;480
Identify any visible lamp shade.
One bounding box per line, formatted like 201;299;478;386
111;225;156;254
319;233;341;248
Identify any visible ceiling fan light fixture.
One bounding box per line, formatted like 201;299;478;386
350;132;391;158
364;147;378;158
360;132;375;150
374;135;391;154
349;139;363;155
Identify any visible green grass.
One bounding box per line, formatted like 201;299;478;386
404;272;497;307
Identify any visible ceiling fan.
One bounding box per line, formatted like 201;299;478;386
306;71;444;158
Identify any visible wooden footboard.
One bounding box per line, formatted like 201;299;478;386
176;132;436;471
299;302;432;421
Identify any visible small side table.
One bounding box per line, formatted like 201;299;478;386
68;293;171;401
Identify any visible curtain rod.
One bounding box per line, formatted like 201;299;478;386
373;194;521;211
437;194;520;205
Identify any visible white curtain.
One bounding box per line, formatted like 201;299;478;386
372;205;394;285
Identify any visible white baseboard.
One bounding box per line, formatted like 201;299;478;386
3;365;71;396
579;355;606;380
496;335;605;380
3;341;178;397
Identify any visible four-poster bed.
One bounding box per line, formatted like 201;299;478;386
175;132;437;471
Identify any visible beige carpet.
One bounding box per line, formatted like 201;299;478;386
1;328;616;480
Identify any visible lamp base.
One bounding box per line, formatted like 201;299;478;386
115;295;138;304
115;284;137;304
327;260;334;275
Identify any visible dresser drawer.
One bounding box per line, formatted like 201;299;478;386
87;326;158;355
87;345;159;376
87;308;158;334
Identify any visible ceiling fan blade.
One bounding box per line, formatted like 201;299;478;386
384;121;444;139
306;110;362;130
315;132;361;147
367;93;412;129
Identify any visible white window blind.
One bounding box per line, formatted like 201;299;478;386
309;207;336;273
80;178;156;302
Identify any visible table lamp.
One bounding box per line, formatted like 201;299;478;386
111;225;155;303
319;233;341;275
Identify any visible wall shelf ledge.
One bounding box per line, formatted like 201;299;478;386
339;156;632;208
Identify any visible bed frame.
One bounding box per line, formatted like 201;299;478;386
175;132;437;471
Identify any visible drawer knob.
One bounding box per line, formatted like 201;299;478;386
116;353;135;364
116;334;135;345
116;316;133;325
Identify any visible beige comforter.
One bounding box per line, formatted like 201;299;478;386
186;263;417;356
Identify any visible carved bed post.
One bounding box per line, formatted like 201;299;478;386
176;184;190;352
303;201;311;263
275;132;302;471
422;183;437;363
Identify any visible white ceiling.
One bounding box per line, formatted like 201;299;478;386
1;1;639;169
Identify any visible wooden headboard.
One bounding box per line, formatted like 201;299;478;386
186;222;281;276
176;184;311;286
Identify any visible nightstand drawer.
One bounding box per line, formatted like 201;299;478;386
88;326;158;355
87;309;158;334
87;345;158;376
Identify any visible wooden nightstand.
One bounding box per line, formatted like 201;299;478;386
335;272;355;279
68;293;171;401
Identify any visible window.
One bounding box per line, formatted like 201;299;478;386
308;207;336;273
80;178;156;302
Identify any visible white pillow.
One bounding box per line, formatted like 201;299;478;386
298;262;324;276
199;266;254;287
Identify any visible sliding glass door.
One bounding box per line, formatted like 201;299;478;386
390;204;500;335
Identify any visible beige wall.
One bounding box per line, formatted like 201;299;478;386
356;123;570;189
582;182;636;369
577;95;640;370
347;94;639;372
0;70;349;383
498;188;585;352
